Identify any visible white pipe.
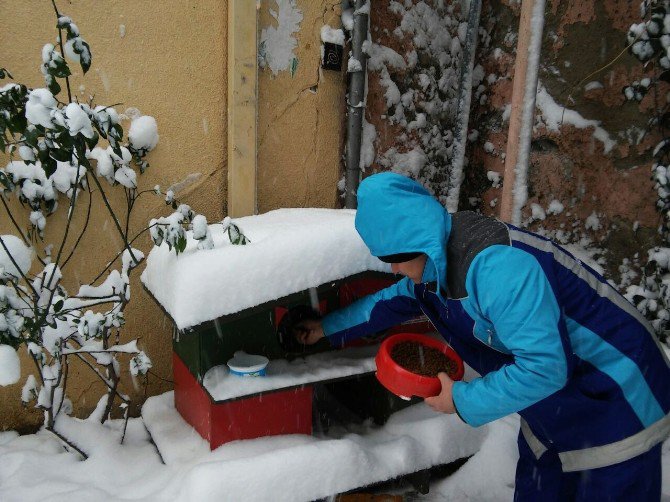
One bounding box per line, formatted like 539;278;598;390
510;0;545;225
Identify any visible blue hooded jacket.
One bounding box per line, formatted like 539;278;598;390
322;172;670;472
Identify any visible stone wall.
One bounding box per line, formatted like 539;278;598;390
466;0;662;277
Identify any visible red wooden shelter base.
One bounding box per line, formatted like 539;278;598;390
173;353;312;449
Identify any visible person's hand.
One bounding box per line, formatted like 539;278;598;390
424;372;456;414
293;319;324;345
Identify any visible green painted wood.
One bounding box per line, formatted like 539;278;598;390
172;328;202;379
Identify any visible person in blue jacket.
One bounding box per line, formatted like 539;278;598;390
297;172;670;500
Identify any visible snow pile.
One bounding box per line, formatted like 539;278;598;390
625;247;670;336
143;391;487;501
535;83;616;154
530;203;546;221
360;117;377;169
141;209;389;330
0;416;167;501
0;390;669;500
142;391;209;464
584;211;601;231
546;199;564;215
63;102;94;139
584;81;603;91
0;345;20;386
320;25;345;46
487;170;502;188
128;115;159;153
430;414;519;500
25;88;58;129
0;235;32;279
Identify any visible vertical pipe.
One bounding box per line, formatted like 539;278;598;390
499;0;545;224
446;0;482;213
344;0;369;209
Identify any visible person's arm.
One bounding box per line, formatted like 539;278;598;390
322;277;423;347
451;245;569;427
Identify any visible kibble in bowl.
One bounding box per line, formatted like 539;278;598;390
375;333;464;399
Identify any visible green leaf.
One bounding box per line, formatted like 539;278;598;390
73;137;87;161
0;68;13;79
50;147;72;162
9;113;27;134
54;299;64;312
84;130;99;150
0;171;13;191
78;40;92;74
176;234;187;254
50;57;71;79
79;155;91;170
23;127;40;149
47;76;62;96
43;157;57;177
45;198;57;214
110;123;123;141
228;223;250;245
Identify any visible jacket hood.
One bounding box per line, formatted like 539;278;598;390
355;172;451;299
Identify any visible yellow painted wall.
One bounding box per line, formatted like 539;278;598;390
258;0;345;212
0;0;227;430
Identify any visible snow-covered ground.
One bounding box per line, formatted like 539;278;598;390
0;391;668;501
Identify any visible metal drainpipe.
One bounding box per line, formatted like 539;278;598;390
344;0;369;210
446;0;482;213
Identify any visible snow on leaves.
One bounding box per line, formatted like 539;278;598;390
624;3;670;343
0;5;165;445
223;216;250;246
149;202;249;254
57;15;92;74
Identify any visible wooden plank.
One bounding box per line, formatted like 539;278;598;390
227;0;258;217
499;0;544;223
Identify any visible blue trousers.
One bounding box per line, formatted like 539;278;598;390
513;430;662;501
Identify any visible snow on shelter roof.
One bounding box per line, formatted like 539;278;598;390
141;208;390;330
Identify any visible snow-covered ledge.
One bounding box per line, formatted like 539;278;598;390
141;208;390;331
203;344;378;401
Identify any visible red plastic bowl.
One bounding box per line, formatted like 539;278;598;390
375;333;464;399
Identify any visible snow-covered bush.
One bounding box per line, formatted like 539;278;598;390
0;4;180;457
624;2;670;341
352;1;488;205
624;2;670;240
148;194;249;254
625;247;670;342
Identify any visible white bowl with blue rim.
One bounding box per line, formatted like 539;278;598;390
227;350;269;377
